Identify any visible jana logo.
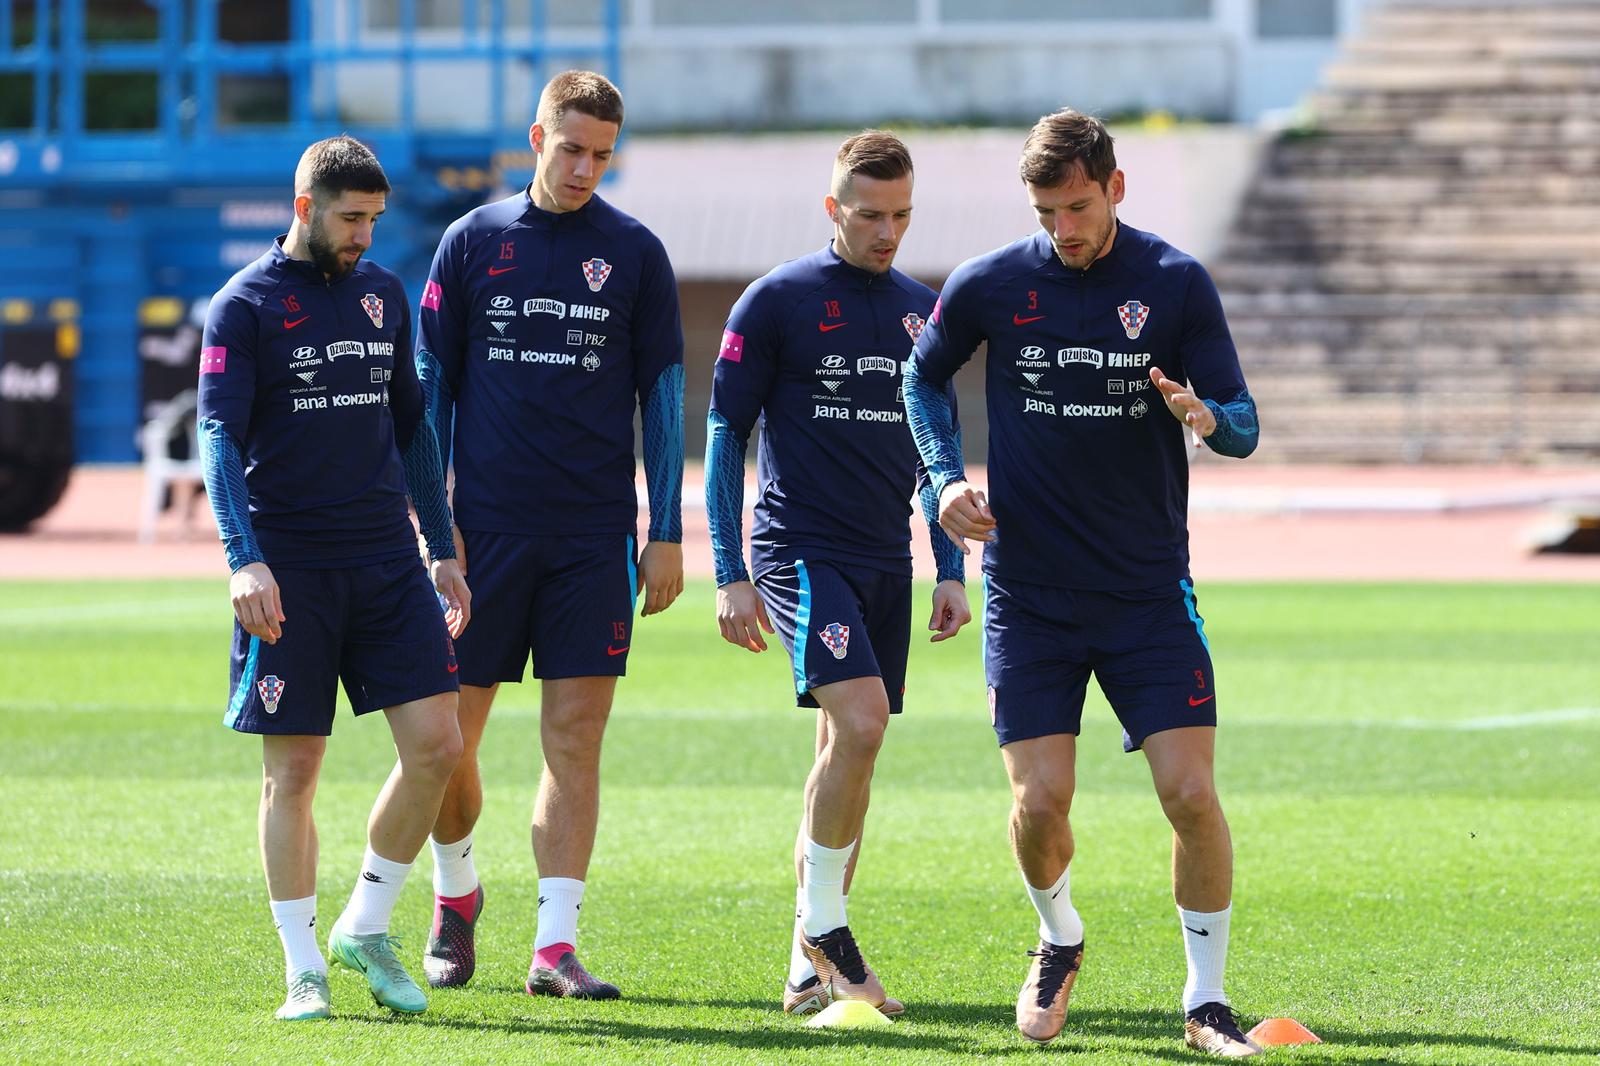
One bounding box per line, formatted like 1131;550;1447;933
818;622;850;660
257;675;285;714
491;295;514;309
293;346;316;360
822;355;846;369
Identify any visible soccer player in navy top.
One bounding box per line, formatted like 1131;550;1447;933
198;136;468;1022
706;131;970;1017
415;70;684;999
904;110;1262;1056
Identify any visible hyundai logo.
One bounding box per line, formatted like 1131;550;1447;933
293;346;316;359
822;355;846;368
490;295;513;309
1021;346;1045;360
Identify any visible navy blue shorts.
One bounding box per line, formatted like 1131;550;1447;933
756;560;913;714
453;530;637;685
983;574;1217;751
224;554;459;736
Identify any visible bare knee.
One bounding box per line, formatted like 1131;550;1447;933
826;705;887;763
398;695;464;780
1157;776;1220;831
263;739;325;799
1012;772;1074;827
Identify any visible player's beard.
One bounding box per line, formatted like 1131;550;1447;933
306;216;361;280
1059;214;1116;270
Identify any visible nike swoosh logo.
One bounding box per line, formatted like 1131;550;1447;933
1185;925;1210;936
447;662;459;673
817;321;848;332
606;645;629;656
1051;883;1067;900
284;316;311;329
1013;313;1045;325
1188;694;1215;706
487;266;517;276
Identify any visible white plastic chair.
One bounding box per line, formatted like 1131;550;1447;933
138;389;204;543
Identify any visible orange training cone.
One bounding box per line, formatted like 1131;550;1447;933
1247;1017;1322;1046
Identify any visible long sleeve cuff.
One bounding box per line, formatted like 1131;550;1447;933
1203;390;1260;459
197;416;263;572
642;364;685;543
704;410;750;587
919;427;965;584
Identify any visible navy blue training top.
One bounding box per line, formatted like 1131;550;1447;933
710;245;949;580
418;188;684;537
198;238;420;568
910;223;1251;590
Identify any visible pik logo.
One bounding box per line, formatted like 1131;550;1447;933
901;312;925;341
818;622;850;660
581;257;612;292
1117;300;1149;339
360;293;383;329
257;675;285;714
1130;397;1149;419
582;352;601;372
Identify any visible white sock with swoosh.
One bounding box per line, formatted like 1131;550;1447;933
1178;904;1231;1012
1024;865;1084;947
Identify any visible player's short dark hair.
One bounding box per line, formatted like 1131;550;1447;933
293;135;390;204
1019;109;1117;189
831;129;914;199
537;70;625;131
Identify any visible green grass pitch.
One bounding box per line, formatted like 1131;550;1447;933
1;579;1596;1063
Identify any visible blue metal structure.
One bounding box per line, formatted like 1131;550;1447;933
0;0;622;461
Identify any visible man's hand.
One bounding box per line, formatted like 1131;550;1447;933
937;479;997;554
716;580;773;652
230;562;284;644
927;579;971;643
638;541;684;617
1151;366;1215;447
431;557;471;638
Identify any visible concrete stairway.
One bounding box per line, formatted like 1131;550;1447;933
1214;1;1600;462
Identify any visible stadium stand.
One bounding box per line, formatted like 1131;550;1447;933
1215;0;1600;462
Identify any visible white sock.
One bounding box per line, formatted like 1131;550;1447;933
1024;865;1085;947
335;847;413;936
788;886;815;984
1179;904;1232;1012
799;837;853;937
270;895;325;980
534;877;585;951
431;832;478;898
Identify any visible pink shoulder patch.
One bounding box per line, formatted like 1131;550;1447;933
929;297;942;325
199;346;227;374
421;279;443;311
718;328;744;363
